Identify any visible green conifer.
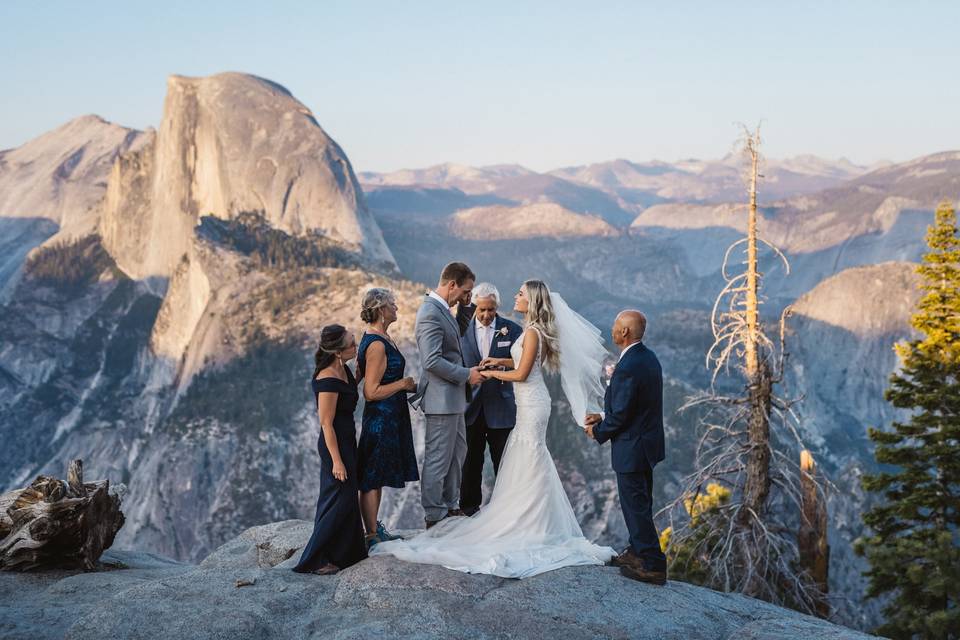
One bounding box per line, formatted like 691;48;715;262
857;201;960;639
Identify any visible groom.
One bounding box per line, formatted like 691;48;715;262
585;310;668;585
415;262;484;528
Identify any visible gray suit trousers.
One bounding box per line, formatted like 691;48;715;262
421;413;468;522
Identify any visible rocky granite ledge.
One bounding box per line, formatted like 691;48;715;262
0;520;877;640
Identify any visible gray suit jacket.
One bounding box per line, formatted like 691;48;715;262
414;294;471;415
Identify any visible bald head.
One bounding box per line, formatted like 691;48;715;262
612;310;647;348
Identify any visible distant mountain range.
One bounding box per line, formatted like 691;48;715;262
1;71;957;631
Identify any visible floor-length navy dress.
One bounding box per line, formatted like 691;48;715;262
293;368;367;572
356;333;420;492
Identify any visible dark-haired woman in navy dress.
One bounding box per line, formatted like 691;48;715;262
293;324;366;575
356;288;419;550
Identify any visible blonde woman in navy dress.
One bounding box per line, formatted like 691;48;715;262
356;288;419;550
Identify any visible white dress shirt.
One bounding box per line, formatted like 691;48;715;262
476;320;495;359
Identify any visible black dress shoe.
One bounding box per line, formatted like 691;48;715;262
461;506;480;517
619;564;667;586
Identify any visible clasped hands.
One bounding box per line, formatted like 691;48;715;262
476;357;511;380
583;413;602;440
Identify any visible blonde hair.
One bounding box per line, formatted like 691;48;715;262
522;280;560;371
360;287;394;323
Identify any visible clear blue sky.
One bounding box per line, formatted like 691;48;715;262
1;1;957;172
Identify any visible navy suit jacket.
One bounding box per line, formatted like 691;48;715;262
460;315;523;429
593;342;666;473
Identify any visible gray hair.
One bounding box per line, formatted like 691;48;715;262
360;287;395;323
471;282;500;306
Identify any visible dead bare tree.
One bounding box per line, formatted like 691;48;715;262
661;125;831;616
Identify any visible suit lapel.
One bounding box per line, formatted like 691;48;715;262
490;316;507;356
425;294;461;336
425;294;465;362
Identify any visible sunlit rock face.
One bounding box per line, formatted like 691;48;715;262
100;72;394;282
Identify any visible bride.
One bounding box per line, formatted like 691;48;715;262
369;279;615;577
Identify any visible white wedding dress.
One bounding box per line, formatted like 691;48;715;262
369;328;615;578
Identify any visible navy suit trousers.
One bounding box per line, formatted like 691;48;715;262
617;465;667;572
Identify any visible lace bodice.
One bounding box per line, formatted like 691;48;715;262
510;328;552;445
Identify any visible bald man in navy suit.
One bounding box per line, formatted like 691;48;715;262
585;310;667;585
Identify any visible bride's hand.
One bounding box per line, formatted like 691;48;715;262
332;461;347;482
479;357;498;369
480;369;498;380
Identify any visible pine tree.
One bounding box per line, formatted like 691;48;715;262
857;201;960;639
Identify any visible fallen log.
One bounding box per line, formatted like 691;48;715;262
0;459;125;571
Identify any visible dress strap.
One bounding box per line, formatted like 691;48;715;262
525;325;545;363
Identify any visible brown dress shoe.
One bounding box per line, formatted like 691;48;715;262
425;517;444;529
608;548;639;567
619;564;667;586
447;509;466;517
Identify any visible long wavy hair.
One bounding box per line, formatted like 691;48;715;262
522;280;560;372
312;324;350;379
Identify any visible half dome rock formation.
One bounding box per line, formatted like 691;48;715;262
99;72;394;281
450;203;619;240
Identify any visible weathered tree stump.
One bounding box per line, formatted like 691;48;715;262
0;459;125;571
798;450;830;617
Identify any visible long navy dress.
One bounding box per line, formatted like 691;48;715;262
293;369;367;572
356;333;420;492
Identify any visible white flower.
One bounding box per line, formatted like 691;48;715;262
498;327;509;337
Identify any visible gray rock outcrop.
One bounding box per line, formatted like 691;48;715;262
0;522;878;639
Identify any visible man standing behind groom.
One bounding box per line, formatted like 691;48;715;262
415;262;485;528
458;283;523;516
585;310;668;585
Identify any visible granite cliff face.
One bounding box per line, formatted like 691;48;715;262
0;115;148;297
100;73;393;282
0;73;411;565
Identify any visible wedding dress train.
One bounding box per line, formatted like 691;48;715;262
370;329;615;578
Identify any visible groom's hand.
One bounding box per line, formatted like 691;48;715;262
584;413;602;427
584;424;596;440
468;367;485;385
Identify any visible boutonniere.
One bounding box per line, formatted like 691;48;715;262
497;326;509;337
604;362;616;387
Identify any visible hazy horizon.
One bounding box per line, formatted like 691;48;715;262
2;2;958;173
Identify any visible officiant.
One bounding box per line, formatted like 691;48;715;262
458;283;523;516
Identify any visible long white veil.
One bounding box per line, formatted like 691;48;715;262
550;292;607;427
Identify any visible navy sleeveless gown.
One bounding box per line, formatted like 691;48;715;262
293;368;367;572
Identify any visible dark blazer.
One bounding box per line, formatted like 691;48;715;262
460;315;523;429
593;342;665;473
456;303;476;337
